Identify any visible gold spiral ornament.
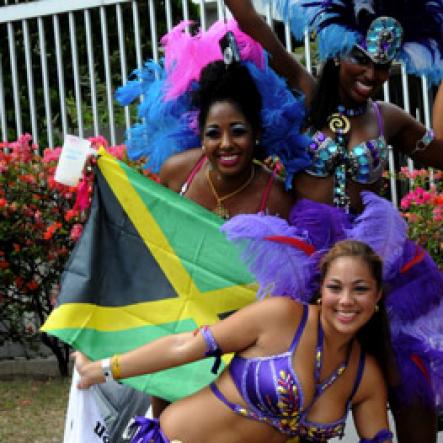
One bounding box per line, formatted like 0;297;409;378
328;113;350;135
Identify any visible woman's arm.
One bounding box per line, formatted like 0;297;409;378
382;102;443;170
75;297;302;389
224;0;316;102
433;81;443;139
352;355;393;442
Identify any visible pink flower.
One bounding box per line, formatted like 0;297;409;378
107;144;127;160
422;191;432;203
70;223;83;241
89;135;109;150
433;207;443;222
43;147;62;163
400;196;411;210
9;133;34;163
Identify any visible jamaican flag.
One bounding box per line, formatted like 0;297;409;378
42;150;256;401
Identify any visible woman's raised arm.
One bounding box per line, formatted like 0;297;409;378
382;102;443;171
224;0;316;101
433;81;443;139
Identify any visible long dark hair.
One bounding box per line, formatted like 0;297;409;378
305;59;340;130
319;240;397;385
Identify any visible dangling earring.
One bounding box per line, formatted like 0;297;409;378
374;304;379;313
316;298;322;305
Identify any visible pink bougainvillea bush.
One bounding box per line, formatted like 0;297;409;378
398;167;443;270
0;134;156;374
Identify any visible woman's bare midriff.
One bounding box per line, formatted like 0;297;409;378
293;172;382;214
160;371;286;443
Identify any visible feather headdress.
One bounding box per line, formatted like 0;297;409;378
265;0;443;84
115;19;311;185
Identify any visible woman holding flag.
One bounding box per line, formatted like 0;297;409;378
112;18;312;423
75;238;396;443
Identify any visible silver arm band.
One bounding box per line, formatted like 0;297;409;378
410;128;435;156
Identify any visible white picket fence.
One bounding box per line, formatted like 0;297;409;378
0;0;438;203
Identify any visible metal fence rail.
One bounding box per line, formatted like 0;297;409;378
0;0;438;202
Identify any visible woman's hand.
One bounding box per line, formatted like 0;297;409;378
73;351;105;389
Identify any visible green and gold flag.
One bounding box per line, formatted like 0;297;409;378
42;150;256;401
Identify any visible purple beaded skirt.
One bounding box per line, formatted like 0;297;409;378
221;192;443;408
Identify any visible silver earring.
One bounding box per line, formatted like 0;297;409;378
316;298;322;305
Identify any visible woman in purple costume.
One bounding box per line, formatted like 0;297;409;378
224;1;443;442
75;240;396;443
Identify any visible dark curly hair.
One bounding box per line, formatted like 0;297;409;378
191;61;262;137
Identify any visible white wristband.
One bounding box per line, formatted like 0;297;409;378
101;358;113;382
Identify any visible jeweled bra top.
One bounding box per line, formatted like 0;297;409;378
305;101;387;190
210;304;365;440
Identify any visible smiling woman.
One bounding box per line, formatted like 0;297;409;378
226;1;443;441
113;19;313;421
74;239;395;443
160;61;293;220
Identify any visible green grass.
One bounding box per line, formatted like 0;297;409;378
0;376;71;443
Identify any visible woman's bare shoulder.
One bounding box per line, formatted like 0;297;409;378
159;148;204;188
257;296;306;324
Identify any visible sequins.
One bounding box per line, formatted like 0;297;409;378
306;130;388;210
364;16;403;64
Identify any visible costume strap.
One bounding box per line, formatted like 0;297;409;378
196;325;222;374
179;155;206;196
258;166;277;212
372;101;384;138
359;429;393;443
127;417;170;443
350;350;366;400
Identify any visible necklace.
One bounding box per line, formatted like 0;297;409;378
337;101;368;118
206;166;255;219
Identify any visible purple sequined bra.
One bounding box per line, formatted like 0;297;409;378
210;304;365;440
305;102;388;185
